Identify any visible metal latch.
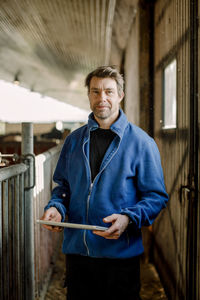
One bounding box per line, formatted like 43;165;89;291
180;185;195;203
22;153;36;190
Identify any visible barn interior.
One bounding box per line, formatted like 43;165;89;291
0;1;199;300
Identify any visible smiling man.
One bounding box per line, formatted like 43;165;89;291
88;76;123;126
41;66;168;300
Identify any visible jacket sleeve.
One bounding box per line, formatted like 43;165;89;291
44;139;71;222
121;138;168;229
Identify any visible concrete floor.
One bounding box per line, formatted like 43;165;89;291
44;250;168;300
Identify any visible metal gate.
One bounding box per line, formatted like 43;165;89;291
0;163;29;299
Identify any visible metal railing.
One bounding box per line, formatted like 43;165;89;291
0;143;62;299
0;163;28;300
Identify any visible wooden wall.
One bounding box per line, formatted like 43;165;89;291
124;1;153;135
153;0;190;299
123;0;199;297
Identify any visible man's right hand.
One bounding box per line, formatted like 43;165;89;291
40;207;63;232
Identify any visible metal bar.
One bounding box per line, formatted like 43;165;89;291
14;175;20;299
0;153;16;157
104;0;116;64
3;180;9;299
20;174;25;300
21;122;35;300
0;182;3;300
19;173;25;300
0;163;28;182
9;177;14;299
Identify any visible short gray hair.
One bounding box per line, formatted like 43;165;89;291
85;65;124;97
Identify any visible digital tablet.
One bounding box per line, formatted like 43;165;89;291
36;219;108;231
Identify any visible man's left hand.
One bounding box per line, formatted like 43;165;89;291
93;214;129;239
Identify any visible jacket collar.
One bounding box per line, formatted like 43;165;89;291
87;109;128;139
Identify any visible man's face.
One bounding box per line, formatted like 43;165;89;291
88;77;124;124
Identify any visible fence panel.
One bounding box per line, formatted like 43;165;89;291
0;144;62;299
0;163;28;300
34;144;62;299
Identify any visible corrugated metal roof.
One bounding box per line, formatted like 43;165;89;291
0;0;137;110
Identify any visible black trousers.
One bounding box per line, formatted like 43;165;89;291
66;254;141;300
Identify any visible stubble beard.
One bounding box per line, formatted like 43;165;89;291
93;107;111;120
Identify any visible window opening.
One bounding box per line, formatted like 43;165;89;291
162;59;177;129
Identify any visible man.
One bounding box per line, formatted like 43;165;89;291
41;66;168;300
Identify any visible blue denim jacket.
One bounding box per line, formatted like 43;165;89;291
45;109;168;258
